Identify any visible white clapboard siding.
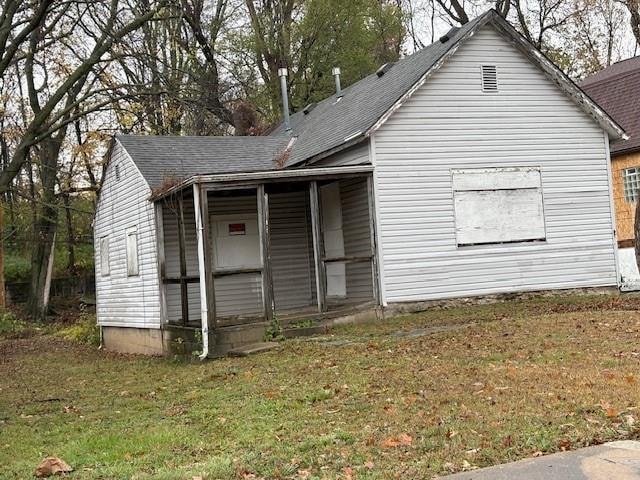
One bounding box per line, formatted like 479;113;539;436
315;140;370;167
162;192;263;321
270;189;315;310
340;178;374;302
373;25;617;303
94;141;161;328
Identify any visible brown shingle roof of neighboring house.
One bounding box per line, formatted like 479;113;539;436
581;56;640;155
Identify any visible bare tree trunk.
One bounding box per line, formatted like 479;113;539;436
0;205;5;309
62;192;75;273
27;136;62;320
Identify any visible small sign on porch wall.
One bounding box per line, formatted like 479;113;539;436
228;223;246;236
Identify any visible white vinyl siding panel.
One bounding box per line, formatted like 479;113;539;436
162;193;263;321
314;140;370;167
270;190;315;310
93;142;161;327
340;178;375;302
373;26;617;303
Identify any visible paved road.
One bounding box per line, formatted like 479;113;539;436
441;441;640;479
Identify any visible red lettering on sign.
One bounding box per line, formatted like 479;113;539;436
229;223;246;235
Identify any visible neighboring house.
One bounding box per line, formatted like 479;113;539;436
581;58;640;288
94;10;625;357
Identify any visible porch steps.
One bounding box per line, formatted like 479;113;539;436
227;342;279;357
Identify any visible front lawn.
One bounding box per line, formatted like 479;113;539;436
2;294;640;479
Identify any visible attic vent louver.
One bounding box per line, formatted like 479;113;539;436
481;65;498;92
376;62;394;78
303;103;317;115
439;26;460;43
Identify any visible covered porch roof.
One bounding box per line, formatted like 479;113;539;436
149;164;374;201
115;134;373;201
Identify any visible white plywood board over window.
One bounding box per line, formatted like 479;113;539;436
452;167;545;246
453;167;542;191
126;227;139;276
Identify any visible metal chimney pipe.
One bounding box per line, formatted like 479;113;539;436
332;67;342;97
278;67;291;131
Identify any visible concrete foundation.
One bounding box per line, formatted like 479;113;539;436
101;286;620;358
101;326;165;356
384;286;621;317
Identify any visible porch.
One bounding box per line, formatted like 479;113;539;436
154;168;380;355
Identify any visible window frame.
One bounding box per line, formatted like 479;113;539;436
125;226;139;277
623;167;640;203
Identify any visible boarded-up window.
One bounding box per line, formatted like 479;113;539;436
100;236;110;276
452;168;546;246
126;227;139;276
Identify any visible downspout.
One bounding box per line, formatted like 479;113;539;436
193;183;209;359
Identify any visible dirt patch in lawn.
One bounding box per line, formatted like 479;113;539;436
2;294;640;479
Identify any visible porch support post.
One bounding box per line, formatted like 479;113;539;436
154;202;168;324
194;183;214;359
309;181;327;312
257;184;274;321
367;175;381;306
200;187;216;332
177;192;189;325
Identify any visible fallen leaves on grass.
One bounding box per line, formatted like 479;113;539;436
342;466;355;479
381;433;412;448
34;457;73;477
600;400;620;418
558;438;572;451
296;469;311;479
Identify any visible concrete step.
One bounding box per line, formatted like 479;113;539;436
227;342;280;357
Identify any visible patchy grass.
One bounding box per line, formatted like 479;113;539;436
2;294;640;479
0;310;31;339
54;307;100;346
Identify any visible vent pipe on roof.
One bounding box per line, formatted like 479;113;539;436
439;26;460;43
332;67;343;97
376;62;394;77
278;67;291;131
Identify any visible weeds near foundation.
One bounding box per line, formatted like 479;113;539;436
264;314;283;341
191;329;203;358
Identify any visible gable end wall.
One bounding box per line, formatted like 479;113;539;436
94;141;161;328
373;26;618;303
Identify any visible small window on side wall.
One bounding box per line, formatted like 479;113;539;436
115;164;121;181
452;167;546;246
623;167;640;202
100;236;110;276
126;227;139;276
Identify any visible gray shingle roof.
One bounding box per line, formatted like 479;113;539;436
269;12;489;167
581;57;640;155
116;134;292;190
118;9;624;189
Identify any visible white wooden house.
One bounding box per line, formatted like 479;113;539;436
94;10;626;356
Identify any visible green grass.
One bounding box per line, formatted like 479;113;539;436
2;294;640;479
